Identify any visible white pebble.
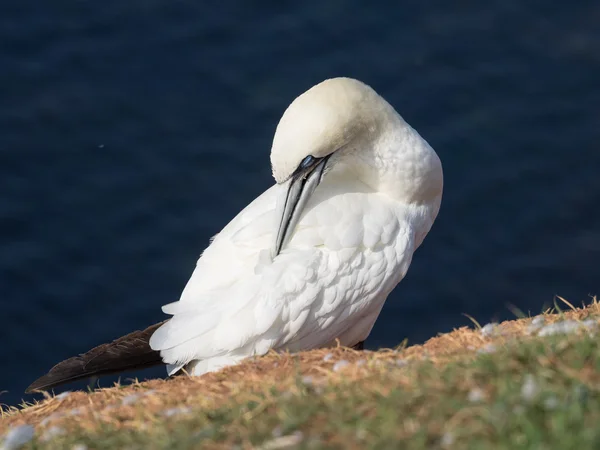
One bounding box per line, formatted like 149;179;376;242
521;374;539;402
440;431;454;447
40;413;63;427
55;391;71;400
161;406;192;417
68;408;82;416
259;431;304;450
323;353;334;362
531;316;546;327
333;360;350;372
468;388;485;403
538;319;596;337
527;315;547;334
1;425;35;450
40;426;65;442
480;323;498;337
477;343;497;354
301;376;313;385
544;396;560;410
71;445;88;450
121;394;141;405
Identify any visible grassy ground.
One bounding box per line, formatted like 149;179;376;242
2;299;600;449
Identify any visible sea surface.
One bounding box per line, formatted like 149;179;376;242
1;1;600;406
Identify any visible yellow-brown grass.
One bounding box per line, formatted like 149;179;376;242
2;298;598;436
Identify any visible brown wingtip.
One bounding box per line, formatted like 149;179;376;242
25;321;168;394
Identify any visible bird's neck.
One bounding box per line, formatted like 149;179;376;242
338;115;443;208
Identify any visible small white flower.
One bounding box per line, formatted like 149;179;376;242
333;360;350;372
161;406;192;417
521;374;539;402
259;431;304;450
543;396;560;410
1;425;35;450
480;323;498;338
468;388;485;403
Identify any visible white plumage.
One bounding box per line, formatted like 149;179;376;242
149;77;443;376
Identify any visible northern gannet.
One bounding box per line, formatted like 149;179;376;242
27;77;443;392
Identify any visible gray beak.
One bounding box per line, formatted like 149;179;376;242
273;155;330;256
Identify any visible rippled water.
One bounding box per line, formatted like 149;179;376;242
1;1;599;405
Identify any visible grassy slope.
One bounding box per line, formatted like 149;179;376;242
2;300;600;449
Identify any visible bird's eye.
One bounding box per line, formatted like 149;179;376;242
299;155;316;170
291;155;322;179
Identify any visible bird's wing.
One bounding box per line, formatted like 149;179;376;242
149;176;416;368
26;321;167;393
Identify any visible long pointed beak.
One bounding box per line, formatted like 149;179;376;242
273;156;329;256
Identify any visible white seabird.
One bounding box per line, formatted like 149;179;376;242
26;77;442;392
150;77;443;375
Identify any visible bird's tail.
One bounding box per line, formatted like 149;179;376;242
26;321;168;393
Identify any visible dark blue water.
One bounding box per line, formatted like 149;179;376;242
1;1;599;407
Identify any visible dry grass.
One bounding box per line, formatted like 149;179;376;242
2;297;599;448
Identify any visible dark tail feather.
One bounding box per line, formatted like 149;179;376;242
26;321;168;393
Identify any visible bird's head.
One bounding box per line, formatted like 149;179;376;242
269;77;442;256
